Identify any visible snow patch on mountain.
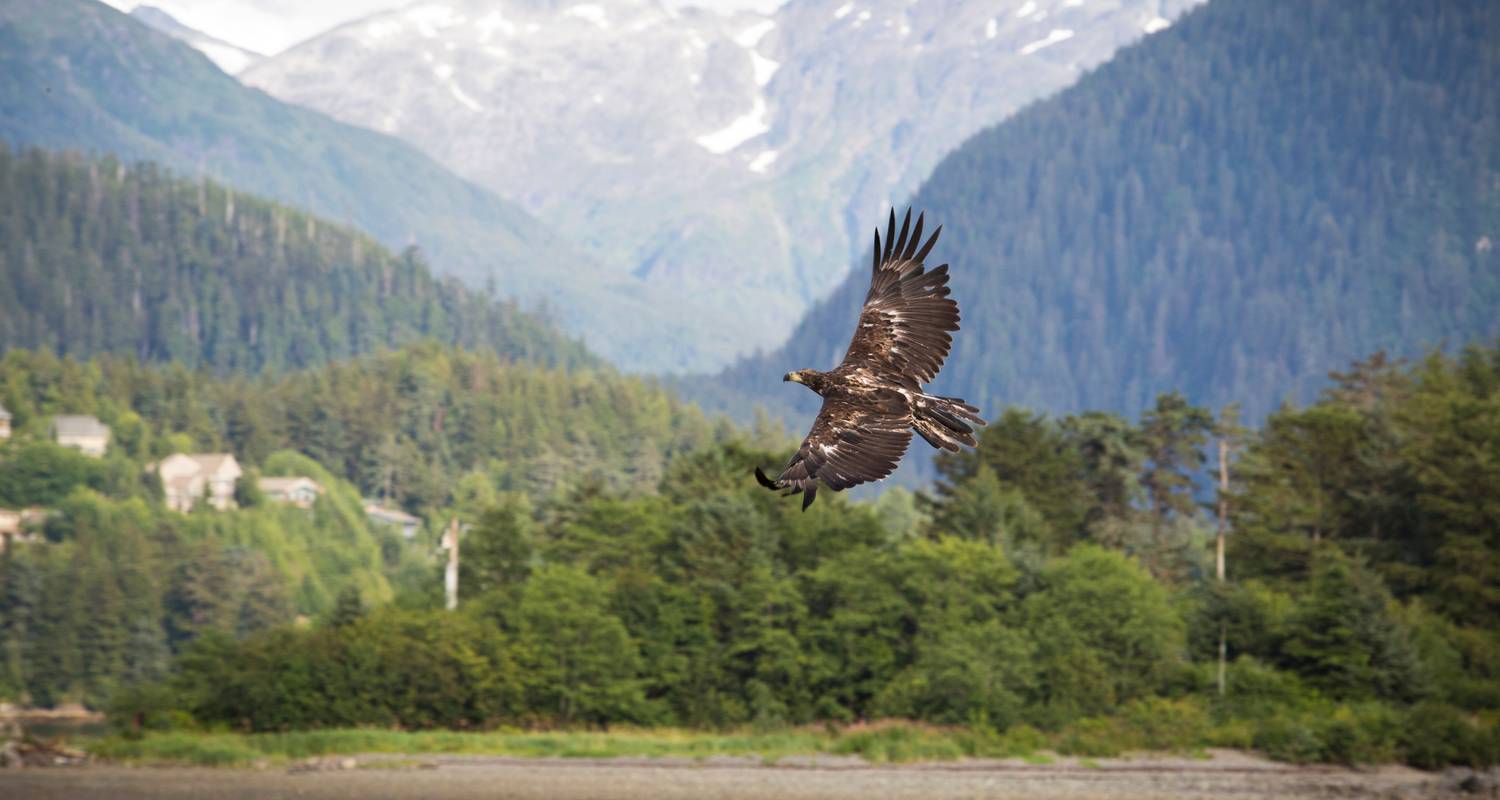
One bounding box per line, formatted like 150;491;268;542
1019;28;1074;54
476;10;517;40
750;51;780;86
565;4;610;28
734;19;775;47
696;95;770;154
407;5;463;38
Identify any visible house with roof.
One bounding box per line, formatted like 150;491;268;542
258;476;325;508
364;501;422;540
51;415;110;457
0;507;49;552
0;401;11;440
155;453;243;512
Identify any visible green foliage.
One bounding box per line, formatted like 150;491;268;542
4;345;1499;773
928;409;1088;551
168;609;522;732
0;442;112;506
1399;702;1500;770
1021;545;1186;723
1280;550;1424;702
515;565;645;724
0;147;590;373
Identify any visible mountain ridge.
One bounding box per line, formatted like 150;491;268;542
241;0;1201;371
691;0;1500;468
0;0;722;369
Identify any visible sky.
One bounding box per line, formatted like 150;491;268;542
100;0;788;56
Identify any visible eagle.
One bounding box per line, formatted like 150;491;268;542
756;208;987;509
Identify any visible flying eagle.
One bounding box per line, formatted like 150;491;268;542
756;209;986;509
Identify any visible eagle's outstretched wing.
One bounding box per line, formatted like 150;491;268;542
756;399;912;511
841;209;958;385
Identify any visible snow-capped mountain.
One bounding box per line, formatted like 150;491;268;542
129;4;266;74
242;0;1200;373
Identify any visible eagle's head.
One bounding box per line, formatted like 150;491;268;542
784;369;824;392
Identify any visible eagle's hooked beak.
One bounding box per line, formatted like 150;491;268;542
784;371;802;384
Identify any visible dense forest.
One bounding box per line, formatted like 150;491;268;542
700;0;1500;450
0;0;578;296
0;1;721;370
0;344;729;512
3;343;1497;768
0;147;592;372
0;342;745;706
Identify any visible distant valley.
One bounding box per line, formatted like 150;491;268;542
236;0;1201;371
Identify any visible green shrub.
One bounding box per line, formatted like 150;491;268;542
1252;715;1325;763
1400;702;1496;769
1121;696;1212;751
829;723;967;763
1055;717;1128;757
994;723;1049;756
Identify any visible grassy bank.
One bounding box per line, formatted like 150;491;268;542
83;722;1029;767
76;696;1500;768
76;697;1499;770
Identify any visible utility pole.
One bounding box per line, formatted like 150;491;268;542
443;517;460;611
1216;436;1229;697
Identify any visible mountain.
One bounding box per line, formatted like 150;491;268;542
696;0;1500;447
0;146;594;372
0;0;718;369
242;0;1201;370
128;4;265;74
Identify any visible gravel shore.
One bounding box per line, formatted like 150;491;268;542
0;750;1459;800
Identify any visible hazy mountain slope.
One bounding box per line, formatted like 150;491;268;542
0;146;594;372
128;4;265;74
0;0;719;369
697;0;1500;439
243;0;1200;370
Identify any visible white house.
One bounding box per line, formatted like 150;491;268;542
364;502;422;540
258;476;324;508
0;507;48;552
156;453;243;512
51;415;110;457
0;401;11;440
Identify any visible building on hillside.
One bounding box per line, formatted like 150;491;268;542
155;453;243;512
0;402;11;439
364;501;422;540
51;415;110;457
258;476;324;508
0;507;48;552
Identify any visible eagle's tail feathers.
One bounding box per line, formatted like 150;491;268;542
912;395;986;452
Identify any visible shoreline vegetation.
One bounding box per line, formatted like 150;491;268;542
69;705;1495;770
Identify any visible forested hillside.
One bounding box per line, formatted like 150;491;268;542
17;344;1492;768
0;147;591;372
700;0;1500;436
0;0;713;369
0;344;731;513
0;343;740;706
